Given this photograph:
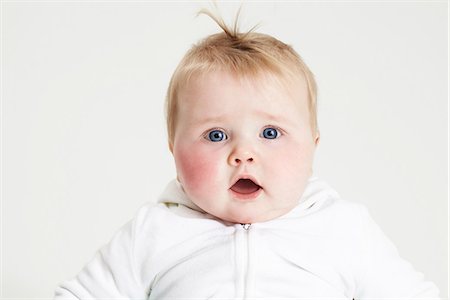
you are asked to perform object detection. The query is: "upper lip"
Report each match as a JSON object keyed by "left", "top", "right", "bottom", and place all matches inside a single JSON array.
[{"left": 229, "top": 174, "right": 263, "bottom": 189}]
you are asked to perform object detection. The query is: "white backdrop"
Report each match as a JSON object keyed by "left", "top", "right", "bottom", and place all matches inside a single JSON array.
[{"left": 2, "top": 1, "right": 448, "bottom": 298}]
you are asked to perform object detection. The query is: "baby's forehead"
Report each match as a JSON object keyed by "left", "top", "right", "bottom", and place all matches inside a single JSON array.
[
  {"left": 181, "top": 70, "right": 308, "bottom": 100},
  {"left": 176, "top": 70, "right": 310, "bottom": 120}
]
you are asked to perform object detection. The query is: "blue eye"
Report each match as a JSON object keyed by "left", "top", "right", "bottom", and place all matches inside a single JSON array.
[
  {"left": 262, "top": 127, "right": 280, "bottom": 139},
  {"left": 207, "top": 129, "right": 227, "bottom": 142}
]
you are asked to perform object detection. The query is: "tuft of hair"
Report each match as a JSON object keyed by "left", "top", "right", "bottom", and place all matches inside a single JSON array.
[
  {"left": 165, "top": 7, "right": 318, "bottom": 148},
  {"left": 196, "top": 5, "right": 260, "bottom": 43}
]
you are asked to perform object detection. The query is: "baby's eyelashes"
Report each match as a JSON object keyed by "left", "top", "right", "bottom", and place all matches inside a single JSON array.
[
  {"left": 260, "top": 127, "right": 282, "bottom": 139},
  {"left": 203, "top": 126, "right": 284, "bottom": 142},
  {"left": 204, "top": 128, "right": 228, "bottom": 142}
]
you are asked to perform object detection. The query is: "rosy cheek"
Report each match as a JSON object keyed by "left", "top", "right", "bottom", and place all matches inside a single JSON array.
[
  {"left": 273, "top": 140, "right": 315, "bottom": 177},
  {"left": 174, "top": 145, "right": 219, "bottom": 196}
]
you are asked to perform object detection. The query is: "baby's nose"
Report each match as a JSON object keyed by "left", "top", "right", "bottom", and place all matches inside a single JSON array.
[{"left": 229, "top": 150, "right": 255, "bottom": 166}]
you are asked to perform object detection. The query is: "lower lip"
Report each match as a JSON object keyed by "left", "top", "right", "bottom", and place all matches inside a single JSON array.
[{"left": 229, "top": 188, "right": 262, "bottom": 200}]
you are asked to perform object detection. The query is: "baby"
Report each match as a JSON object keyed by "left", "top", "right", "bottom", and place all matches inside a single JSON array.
[{"left": 55, "top": 11, "right": 440, "bottom": 300}]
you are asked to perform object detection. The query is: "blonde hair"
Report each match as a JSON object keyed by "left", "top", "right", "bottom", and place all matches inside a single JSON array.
[{"left": 165, "top": 9, "right": 318, "bottom": 148}]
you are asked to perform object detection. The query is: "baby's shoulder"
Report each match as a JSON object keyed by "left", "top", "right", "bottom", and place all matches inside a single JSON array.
[
  {"left": 318, "top": 197, "right": 376, "bottom": 241},
  {"left": 327, "top": 197, "right": 368, "bottom": 218},
  {"left": 132, "top": 201, "right": 194, "bottom": 227}
]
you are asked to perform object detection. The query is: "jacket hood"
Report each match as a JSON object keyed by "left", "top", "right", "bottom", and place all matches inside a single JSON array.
[{"left": 157, "top": 176, "right": 341, "bottom": 220}]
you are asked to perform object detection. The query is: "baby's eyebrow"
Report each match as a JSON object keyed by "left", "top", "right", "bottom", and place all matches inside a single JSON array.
[
  {"left": 190, "top": 115, "right": 228, "bottom": 126},
  {"left": 191, "top": 111, "right": 290, "bottom": 126},
  {"left": 192, "top": 111, "right": 284, "bottom": 124}
]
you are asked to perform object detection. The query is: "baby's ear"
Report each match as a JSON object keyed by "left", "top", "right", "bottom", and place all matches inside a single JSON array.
[
  {"left": 314, "top": 132, "right": 320, "bottom": 146},
  {"left": 168, "top": 141, "right": 174, "bottom": 153}
]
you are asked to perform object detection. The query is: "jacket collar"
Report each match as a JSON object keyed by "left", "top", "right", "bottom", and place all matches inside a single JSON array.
[{"left": 157, "top": 176, "right": 340, "bottom": 220}]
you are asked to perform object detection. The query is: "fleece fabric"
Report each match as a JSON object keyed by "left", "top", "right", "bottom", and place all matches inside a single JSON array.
[{"left": 54, "top": 177, "right": 440, "bottom": 299}]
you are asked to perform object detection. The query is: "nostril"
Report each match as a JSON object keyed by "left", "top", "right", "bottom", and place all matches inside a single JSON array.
[
  {"left": 232, "top": 156, "right": 254, "bottom": 164},
  {"left": 234, "top": 158, "right": 253, "bottom": 164}
]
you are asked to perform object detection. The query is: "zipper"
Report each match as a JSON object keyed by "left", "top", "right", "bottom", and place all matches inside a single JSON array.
[
  {"left": 241, "top": 223, "right": 251, "bottom": 230},
  {"left": 236, "top": 223, "right": 252, "bottom": 299}
]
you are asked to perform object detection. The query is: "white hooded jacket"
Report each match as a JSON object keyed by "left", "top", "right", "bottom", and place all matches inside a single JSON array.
[{"left": 54, "top": 177, "right": 440, "bottom": 299}]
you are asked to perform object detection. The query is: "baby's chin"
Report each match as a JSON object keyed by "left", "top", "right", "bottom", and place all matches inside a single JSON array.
[
  {"left": 215, "top": 205, "right": 296, "bottom": 224},
  {"left": 188, "top": 191, "right": 301, "bottom": 224}
]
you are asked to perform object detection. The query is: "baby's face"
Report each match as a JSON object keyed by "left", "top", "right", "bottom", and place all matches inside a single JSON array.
[{"left": 171, "top": 71, "right": 318, "bottom": 223}]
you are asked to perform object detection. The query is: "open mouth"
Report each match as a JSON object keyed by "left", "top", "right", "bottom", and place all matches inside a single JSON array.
[{"left": 230, "top": 178, "right": 262, "bottom": 195}]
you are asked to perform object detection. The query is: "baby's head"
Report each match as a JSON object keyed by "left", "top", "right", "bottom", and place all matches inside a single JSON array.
[{"left": 165, "top": 12, "right": 320, "bottom": 224}]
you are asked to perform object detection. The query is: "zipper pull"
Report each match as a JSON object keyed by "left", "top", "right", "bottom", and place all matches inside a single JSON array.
[{"left": 241, "top": 223, "right": 251, "bottom": 230}]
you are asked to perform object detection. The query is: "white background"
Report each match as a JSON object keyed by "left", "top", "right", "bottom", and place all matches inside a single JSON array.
[{"left": 1, "top": 1, "right": 448, "bottom": 298}]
